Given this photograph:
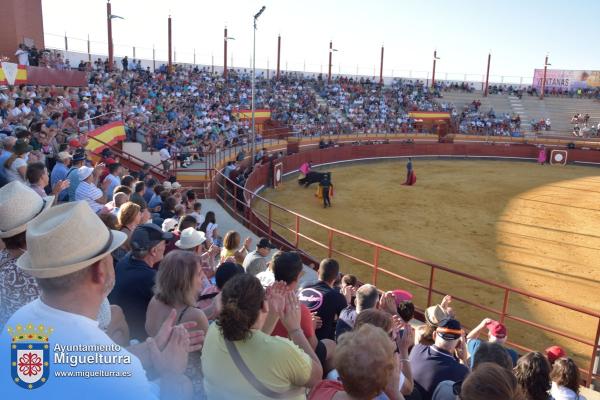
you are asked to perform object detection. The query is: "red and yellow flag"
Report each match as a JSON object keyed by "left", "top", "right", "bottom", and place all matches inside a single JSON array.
[
  {"left": 85, "top": 121, "right": 126, "bottom": 154},
  {"left": 408, "top": 111, "right": 450, "bottom": 120},
  {"left": 232, "top": 108, "right": 271, "bottom": 120},
  {"left": 0, "top": 63, "right": 27, "bottom": 85}
]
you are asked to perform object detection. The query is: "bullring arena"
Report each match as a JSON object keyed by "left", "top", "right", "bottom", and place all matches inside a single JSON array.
[
  {"left": 233, "top": 139, "right": 600, "bottom": 382},
  {"left": 3, "top": 1, "right": 600, "bottom": 397}
]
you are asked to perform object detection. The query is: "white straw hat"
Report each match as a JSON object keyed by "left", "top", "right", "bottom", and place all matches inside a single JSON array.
[
  {"left": 0, "top": 181, "right": 54, "bottom": 238},
  {"left": 162, "top": 181, "right": 172, "bottom": 190},
  {"left": 17, "top": 201, "right": 127, "bottom": 278},
  {"left": 175, "top": 227, "right": 206, "bottom": 250},
  {"left": 171, "top": 182, "right": 181, "bottom": 190}
]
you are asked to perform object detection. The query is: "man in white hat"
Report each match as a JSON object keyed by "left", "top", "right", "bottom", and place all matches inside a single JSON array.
[
  {"left": 1, "top": 202, "right": 198, "bottom": 399},
  {"left": 175, "top": 227, "right": 220, "bottom": 272},
  {"left": 75, "top": 165, "right": 110, "bottom": 213},
  {"left": 0, "top": 181, "right": 53, "bottom": 326},
  {"left": 50, "top": 151, "right": 72, "bottom": 201}
]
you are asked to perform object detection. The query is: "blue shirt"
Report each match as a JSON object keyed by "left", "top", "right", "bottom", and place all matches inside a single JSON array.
[
  {"left": 103, "top": 174, "right": 121, "bottom": 201},
  {"left": 407, "top": 160, "right": 413, "bottom": 172},
  {"left": 50, "top": 161, "right": 69, "bottom": 201},
  {"left": 108, "top": 254, "right": 156, "bottom": 341},
  {"left": 148, "top": 194, "right": 162, "bottom": 210},
  {"left": 66, "top": 167, "right": 80, "bottom": 202}
]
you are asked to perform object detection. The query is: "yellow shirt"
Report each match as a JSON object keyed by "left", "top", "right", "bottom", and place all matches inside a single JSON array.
[
  {"left": 220, "top": 247, "right": 236, "bottom": 261},
  {"left": 202, "top": 323, "right": 311, "bottom": 400}
]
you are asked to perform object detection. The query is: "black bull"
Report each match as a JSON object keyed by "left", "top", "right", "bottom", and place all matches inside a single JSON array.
[{"left": 298, "top": 171, "right": 329, "bottom": 187}]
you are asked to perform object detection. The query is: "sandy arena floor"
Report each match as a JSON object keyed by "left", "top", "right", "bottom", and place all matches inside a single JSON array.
[{"left": 254, "top": 159, "right": 600, "bottom": 366}]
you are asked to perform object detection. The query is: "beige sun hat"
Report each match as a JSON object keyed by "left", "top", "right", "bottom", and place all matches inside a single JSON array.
[
  {"left": 17, "top": 201, "right": 127, "bottom": 278},
  {"left": 0, "top": 181, "right": 55, "bottom": 238},
  {"left": 175, "top": 227, "right": 206, "bottom": 249}
]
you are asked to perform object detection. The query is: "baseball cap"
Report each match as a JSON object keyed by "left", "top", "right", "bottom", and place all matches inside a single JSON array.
[
  {"left": 130, "top": 223, "right": 173, "bottom": 251},
  {"left": 257, "top": 238, "right": 276, "bottom": 249},
  {"left": 391, "top": 289, "right": 413, "bottom": 304},
  {"left": 77, "top": 166, "right": 94, "bottom": 181},
  {"left": 69, "top": 139, "right": 81, "bottom": 148},
  {"left": 436, "top": 319, "right": 463, "bottom": 340},
  {"left": 545, "top": 346, "right": 566, "bottom": 363},
  {"left": 486, "top": 320, "right": 507, "bottom": 339}
]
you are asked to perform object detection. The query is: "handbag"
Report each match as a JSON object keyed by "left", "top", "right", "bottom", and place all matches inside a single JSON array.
[{"left": 224, "top": 338, "right": 305, "bottom": 399}]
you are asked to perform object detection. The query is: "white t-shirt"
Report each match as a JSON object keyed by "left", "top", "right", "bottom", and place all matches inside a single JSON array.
[
  {"left": 75, "top": 181, "right": 104, "bottom": 213},
  {"left": 6, "top": 157, "right": 27, "bottom": 183},
  {"left": 205, "top": 222, "right": 217, "bottom": 241},
  {"left": 190, "top": 211, "right": 205, "bottom": 227},
  {"left": 15, "top": 49, "right": 29, "bottom": 65},
  {"left": 0, "top": 298, "right": 157, "bottom": 398},
  {"left": 159, "top": 148, "right": 170, "bottom": 162}
]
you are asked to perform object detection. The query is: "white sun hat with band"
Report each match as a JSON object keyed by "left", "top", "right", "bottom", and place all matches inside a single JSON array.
[
  {"left": 17, "top": 201, "right": 127, "bottom": 278},
  {"left": 0, "top": 181, "right": 54, "bottom": 238}
]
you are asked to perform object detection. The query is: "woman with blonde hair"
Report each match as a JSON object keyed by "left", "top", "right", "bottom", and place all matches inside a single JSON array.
[
  {"left": 146, "top": 250, "right": 209, "bottom": 398},
  {"left": 219, "top": 230, "right": 251, "bottom": 264},
  {"left": 112, "top": 201, "right": 141, "bottom": 262}
]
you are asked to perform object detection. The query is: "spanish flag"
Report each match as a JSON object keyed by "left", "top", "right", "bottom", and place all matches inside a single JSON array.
[
  {"left": 0, "top": 63, "right": 27, "bottom": 85},
  {"left": 408, "top": 111, "right": 450, "bottom": 120},
  {"left": 85, "top": 121, "right": 126, "bottom": 154},
  {"left": 232, "top": 108, "right": 271, "bottom": 120}
]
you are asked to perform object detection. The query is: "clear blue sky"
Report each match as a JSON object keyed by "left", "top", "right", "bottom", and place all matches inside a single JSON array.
[{"left": 41, "top": 0, "right": 600, "bottom": 81}]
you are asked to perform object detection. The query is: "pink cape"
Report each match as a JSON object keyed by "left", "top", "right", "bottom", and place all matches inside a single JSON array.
[
  {"left": 538, "top": 149, "right": 546, "bottom": 163},
  {"left": 299, "top": 162, "right": 311, "bottom": 175}
]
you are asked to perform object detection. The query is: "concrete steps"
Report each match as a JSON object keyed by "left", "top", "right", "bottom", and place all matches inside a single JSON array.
[{"left": 204, "top": 198, "right": 318, "bottom": 285}]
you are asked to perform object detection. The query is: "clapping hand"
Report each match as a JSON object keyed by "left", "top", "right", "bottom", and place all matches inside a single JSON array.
[
  {"left": 154, "top": 309, "right": 204, "bottom": 353},
  {"left": 379, "top": 291, "right": 398, "bottom": 315},
  {"left": 395, "top": 324, "right": 415, "bottom": 356},
  {"left": 281, "top": 291, "right": 302, "bottom": 332},
  {"left": 147, "top": 325, "right": 189, "bottom": 376},
  {"left": 51, "top": 179, "right": 70, "bottom": 195},
  {"left": 265, "top": 281, "right": 287, "bottom": 318},
  {"left": 311, "top": 312, "right": 322, "bottom": 331},
  {"left": 440, "top": 295, "right": 452, "bottom": 310},
  {"left": 341, "top": 285, "right": 356, "bottom": 305}
]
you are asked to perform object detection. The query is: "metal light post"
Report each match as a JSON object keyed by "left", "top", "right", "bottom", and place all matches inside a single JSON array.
[
  {"left": 276, "top": 35, "right": 281, "bottom": 80},
  {"left": 328, "top": 41, "right": 338, "bottom": 84},
  {"left": 484, "top": 52, "right": 491, "bottom": 97},
  {"left": 223, "top": 29, "right": 235, "bottom": 78},
  {"left": 431, "top": 50, "right": 440, "bottom": 88},
  {"left": 540, "top": 55, "right": 550, "bottom": 100},
  {"left": 379, "top": 44, "right": 384, "bottom": 85},
  {"left": 251, "top": 6, "right": 266, "bottom": 165}
]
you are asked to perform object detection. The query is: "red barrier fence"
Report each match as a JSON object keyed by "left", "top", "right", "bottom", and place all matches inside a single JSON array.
[
  {"left": 213, "top": 142, "right": 600, "bottom": 387},
  {"left": 25, "top": 65, "right": 87, "bottom": 86}
]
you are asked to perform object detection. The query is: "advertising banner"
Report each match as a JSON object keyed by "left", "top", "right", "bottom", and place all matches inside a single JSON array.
[{"left": 532, "top": 69, "right": 600, "bottom": 91}]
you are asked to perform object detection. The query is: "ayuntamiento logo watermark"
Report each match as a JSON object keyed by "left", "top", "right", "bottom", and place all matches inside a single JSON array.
[{"left": 8, "top": 322, "right": 133, "bottom": 390}]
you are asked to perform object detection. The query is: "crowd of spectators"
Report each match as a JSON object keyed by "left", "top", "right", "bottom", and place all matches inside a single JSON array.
[
  {"left": 0, "top": 50, "right": 595, "bottom": 399},
  {"left": 0, "top": 177, "right": 589, "bottom": 398}
]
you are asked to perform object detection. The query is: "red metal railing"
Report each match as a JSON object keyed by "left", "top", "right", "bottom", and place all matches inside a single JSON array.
[{"left": 211, "top": 155, "right": 600, "bottom": 387}]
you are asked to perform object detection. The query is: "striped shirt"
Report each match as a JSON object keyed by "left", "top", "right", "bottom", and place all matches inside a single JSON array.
[{"left": 75, "top": 181, "right": 104, "bottom": 213}]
